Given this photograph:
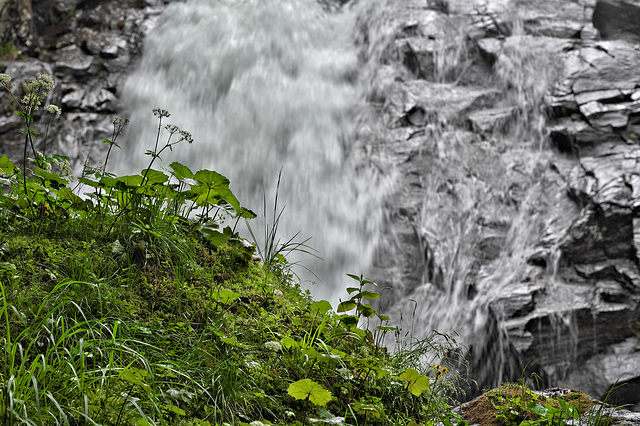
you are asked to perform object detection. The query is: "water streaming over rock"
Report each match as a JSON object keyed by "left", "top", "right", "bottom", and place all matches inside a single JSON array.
[
  {"left": 115, "top": 0, "right": 392, "bottom": 304},
  {"left": 354, "top": 0, "right": 594, "bottom": 393}
]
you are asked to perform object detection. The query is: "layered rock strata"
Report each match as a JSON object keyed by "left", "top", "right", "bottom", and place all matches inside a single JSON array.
[
  {"left": 0, "top": 0, "right": 170, "bottom": 171},
  {"left": 359, "top": 0, "right": 640, "bottom": 407}
]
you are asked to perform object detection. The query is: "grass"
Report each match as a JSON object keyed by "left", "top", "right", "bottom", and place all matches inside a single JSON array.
[
  {"left": 0, "top": 70, "right": 631, "bottom": 426},
  {"left": 0, "top": 71, "right": 468, "bottom": 425},
  {"left": 0, "top": 185, "right": 469, "bottom": 425},
  {"left": 459, "top": 379, "right": 621, "bottom": 426}
]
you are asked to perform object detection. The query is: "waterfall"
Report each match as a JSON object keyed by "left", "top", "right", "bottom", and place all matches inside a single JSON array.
[
  {"left": 114, "top": 0, "right": 607, "bottom": 395},
  {"left": 351, "top": 0, "right": 585, "bottom": 392},
  {"left": 115, "top": 0, "right": 391, "bottom": 305}
]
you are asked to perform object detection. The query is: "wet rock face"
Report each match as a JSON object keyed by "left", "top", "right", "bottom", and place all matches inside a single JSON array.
[
  {"left": 361, "top": 0, "right": 640, "bottom": 405},
  {"left": 0, "top": 0, "right": 170, "bottom": 171}
]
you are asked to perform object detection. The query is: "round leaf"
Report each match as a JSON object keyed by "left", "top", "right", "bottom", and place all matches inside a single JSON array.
[
  {"left": 398, "top": 368, "right": 430, "bottom": 396},
  {"left": 288, "top": 379, "right": 332, "bottom": 406},
  {"left": 310, "top": 300, "right": 332, "bottom": 315}
]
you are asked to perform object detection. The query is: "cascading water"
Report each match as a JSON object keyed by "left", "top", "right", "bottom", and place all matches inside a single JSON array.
[
  {"left": 352, "top": 0, "right": 592, "bottom": 393},
  {"left": 113, "top": 0, "right": 633, "bottom": 399},
  {"left": 115, "top": 0, "right": 391, "bottom": 304}
]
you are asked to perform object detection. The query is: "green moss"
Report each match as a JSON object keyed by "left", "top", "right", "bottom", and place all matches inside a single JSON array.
[{"left": 0, "top": 40, "right": 19, "bottom": 60}]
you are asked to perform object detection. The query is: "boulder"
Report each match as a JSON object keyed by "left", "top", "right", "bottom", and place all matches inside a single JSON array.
[
  {"left": 359, "top": 0, "right": 640, "bottom": 407},
  {"left": 513, "top": 0, "right": 595, "bottom": 38},
  {"left": 593, "top": 0, "right": 640, "bottom": 42}
]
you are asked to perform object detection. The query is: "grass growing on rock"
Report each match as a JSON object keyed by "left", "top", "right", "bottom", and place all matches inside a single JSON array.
[{"left": 459, "top": 381, "right": 617, "bottom": 426}]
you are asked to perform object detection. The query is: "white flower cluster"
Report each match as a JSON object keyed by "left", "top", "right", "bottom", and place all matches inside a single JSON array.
[
  {"left": 264, "top": 341, "right": 282, "bottom": 352},
  {"left": 35, "top": 152, "right": 74, "bottom": 180},
  {"left": 21, "top": 73, "right": 55, "bottom": 110},
  {"left": 44, "top": 104, "right": 61, "bottom": 116}
]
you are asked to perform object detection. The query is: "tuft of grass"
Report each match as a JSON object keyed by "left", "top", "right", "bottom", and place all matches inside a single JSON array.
[{"left": 459, "top": 380, "right": 619, "bottom": 426}]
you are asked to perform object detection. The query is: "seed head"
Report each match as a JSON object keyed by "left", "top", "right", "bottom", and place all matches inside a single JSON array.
[
  {"left": 179, "top": 130, "right": 194, "bottom": 143},
  {"left": 152, "top": 108, "right": 171, "bottom": 118},
  {"left": 113, "top": 117, "right": 130, "bottom": 127},
  {"left": 165, "top": 124, "right": 180, "bottom": 134}
]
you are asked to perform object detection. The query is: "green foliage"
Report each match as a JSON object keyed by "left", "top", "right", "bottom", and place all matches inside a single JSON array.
[
  {"left": 0, "top": 72, "right": 469, "bottom": 425},
  {"left": 287, "top": 379, "right": 333, "bottom": 406},
  {"left": 397, "top": 368, "right": 430, "bottom": 396},
  {"left": 486, "top": 379, "right": 617, "bottom": 426},
  {"left": 0, "top": 41, "right": 19, "bottom": 61}
]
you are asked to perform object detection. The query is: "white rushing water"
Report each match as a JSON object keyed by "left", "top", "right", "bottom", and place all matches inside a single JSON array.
[
  {"left": 113, "top": 0, "right": 603, "bottom": 393},
  {"left": 115, "top": 0, "right": 387, "bottom": 304}
]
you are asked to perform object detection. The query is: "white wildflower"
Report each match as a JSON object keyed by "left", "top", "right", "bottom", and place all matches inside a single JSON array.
[
  {"left": 35, "top": 73, "right": 55, "bottom": 91},
  {"left": 264, "top": 341, "right": 282, "bottom": 352},
  {"left": 246, "top": 360, "right": 261, "bottom": 369},
  {"left": 0, "top": 73, "right": 11, "bottom": 85},
  {"left": 44, "top": 104, "right": 61, "bottom": 116}
]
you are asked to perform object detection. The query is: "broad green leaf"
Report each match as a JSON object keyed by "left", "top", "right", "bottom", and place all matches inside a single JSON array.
[
  {"left": 99, "top": 176, "right": 118, "bottom": 189},
  {"left": 206, "top": 231, "right": 230, "bottom": 245},
  {"left": 398, "top": 368, "right": 430, "bottom": 396},
  {"left": 357, "top": 304, "right": 376, "bottom": 318},
  {"left": 337, "top": 301, "right": 357, "bottom": 313},
  {"left": 78, "top": 177, "right": 101, "bottom": 188},
  {"left": 301, "top": 346, "right": 322, "bottom": 360},
  {"left": 288, "top": 379, "right": 332, "bottom": 406},
  {"left": 194, "top": 169, "right": 228, "bottom": 185},
  {"left": 165, "top": 405, "right": 186, "bottom": 416},
  {"left": 142, "top": 168, "right": 169, "bottom": 185},
  {"left": 238, "top": 207, "right": 257, "bottom": 219},
  {"left": 528, "top": 403, "right": 547, "bottom": 417},
  {"left": 210, "top": 289, "right": 239, "bottom": 304},
  {"left": 346, "top": 287, "right": 359, "bottom": 295},
  {"left": 359, "top": 291, "right": 380, "bottom": 300},
  {"left": 120, "top": 369, "right": 151, "bottom": 394},
  {"left": 352, "top": 401, "right": 384, "bottom": 419},
  {"left": 339, "top": 315, "right": 358, "bottom": 328},
  {"left": 207, "top": 326, "right": 224, "bottom": 337},
  {"left": 219, "top": 335, "right": 247, "bottom": 348},
  {"left": 191, "top": 169, "right": 242, "bottom": 213},
  {"left": 201, "top": 226, "right": 232, "bottom": 245},
  {"left": 310, "top": 300, "right": 332, "bottom": 315},
  {"left": 56, "top": 187, "right": 85, "bottom": 207},
  {"left": 33, "top": 167, "right": 68, "bottom": 188},
  {"left": 280, "top": 336, "right": 298, "bottom": 350},
  {"left": 117, "top": 175, "right": 144, "bottom": 187},
  {"left": 0, "top": 155, "right": 15, "bottom": 175},
  {"left": 170, "top": 162, "right": 194, "bottom": 180}
]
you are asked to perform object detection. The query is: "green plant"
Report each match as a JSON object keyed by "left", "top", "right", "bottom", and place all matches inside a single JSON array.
[
  {"left": 485, "top": 378, "right": 618, "bottom": 426},
  {"left": 337, "top": 274, "right": 389, "bottom": 341},
  {"left": 0, "top": 41, "right": 19, "bottom": 60},
  {"left": 0, "top": 70, "right": 470, "bottom": 425},
  {"left": 246, "top": 169, "right": 317, "bottom": 285}
]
